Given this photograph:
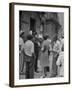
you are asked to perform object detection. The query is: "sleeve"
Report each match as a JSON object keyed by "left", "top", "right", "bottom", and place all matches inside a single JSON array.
[
  {"left": 49, "top": 40, "right": 52, "bottom": 51},
  {"left": 31, "top": 43, "right": 34, "bottom": 53},
  {"left": 41, "top": 42, "right": 44, "bottom": 51},
  {"left": 56, "top": 55, "right": 61, "bottom": 66},
  {"left": 53, "top": 41, "right": 61, "bottom": 53},
  {"left": 21, "top": 43, "right": 24, "bottom": 51},
  {"left": 19, "top": 38, "right": 24, "bottom": 53}
]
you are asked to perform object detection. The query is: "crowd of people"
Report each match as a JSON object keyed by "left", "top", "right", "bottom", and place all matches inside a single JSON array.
[{"left": 19, "top": 30, "right": 64, "bottom": 79}]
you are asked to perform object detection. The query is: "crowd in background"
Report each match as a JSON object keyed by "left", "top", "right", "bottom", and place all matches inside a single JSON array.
[{"left": 19, "top": 30, "right": 64, "bottom": 79}]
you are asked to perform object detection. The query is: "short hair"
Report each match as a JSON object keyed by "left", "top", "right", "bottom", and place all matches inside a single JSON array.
[
  {"left": 43, "top": 35, "right": 48, "bottom": 40},
  {"left": 27, "top": 34, "right": 33, "bottom": 40},
  {"left": 43, "top": 34, "right": 49, "bottom": 40}
]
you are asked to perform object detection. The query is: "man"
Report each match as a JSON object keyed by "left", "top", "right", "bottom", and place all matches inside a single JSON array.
[
  {"left": 24, "top": 34, "right": 35, "bottom": 79},
  {"left": 51, "top": 35, "right": 61, "bottom": 77},
  {"left": 33, "top": 32, "right": 40, "bottom": 72},
  {"left": 19, "top": 30, "right": 25, "bottom": 74}
]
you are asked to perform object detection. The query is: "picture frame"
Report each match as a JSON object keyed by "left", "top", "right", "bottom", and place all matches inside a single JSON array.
[{"left": 9, "top": 2, "right": 70, "bottom": 87}]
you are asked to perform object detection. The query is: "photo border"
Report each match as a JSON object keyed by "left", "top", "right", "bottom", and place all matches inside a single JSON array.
[{"left": 9, "top": 2, "right": 70, "bottom": 87}]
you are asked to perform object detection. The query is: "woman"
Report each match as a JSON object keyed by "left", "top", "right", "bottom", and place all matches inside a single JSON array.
[{"left": 40, "top": 35, "right": 51, "bottom": 78}]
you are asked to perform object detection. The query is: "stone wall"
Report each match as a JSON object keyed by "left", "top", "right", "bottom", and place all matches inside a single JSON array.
[
  {"left": 19, "top": 11, "right": 41, "bottom": 38},
  {"left": 19, "top": 11, "right": 64, "bottom": 40}
]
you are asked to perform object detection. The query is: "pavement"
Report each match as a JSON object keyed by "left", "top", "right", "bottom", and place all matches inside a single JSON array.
[
  {"left": 19, "top": 60, "right": 51, "bottom": 79},
  {"left": 19, "top": 69, "right": 50, "bottom": 79}
]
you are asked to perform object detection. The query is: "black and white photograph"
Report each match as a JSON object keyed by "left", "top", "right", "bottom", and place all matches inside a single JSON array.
[
  {"left": 19, "top": 11, "right": 64, "bottom": 79},
  {"left": 9, "top": 3, "right": 70, "bottom": 87}
]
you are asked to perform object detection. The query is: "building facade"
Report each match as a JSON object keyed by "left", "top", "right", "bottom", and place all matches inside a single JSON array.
[{"left": 19, "top": 11, "right": 64, "bottom": 40}]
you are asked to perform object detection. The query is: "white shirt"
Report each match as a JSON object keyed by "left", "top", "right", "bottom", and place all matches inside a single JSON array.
[
  {"left": 38, "top": 34, "right": 43, "bottom": 39},
  {"left": 53, "top": 40, "right": 61, "bottom": 53},
  {"left": 24, "top": 40, "right": 34, "bottom": 56}
]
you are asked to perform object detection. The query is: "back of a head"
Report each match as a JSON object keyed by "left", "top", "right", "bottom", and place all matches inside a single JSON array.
[
  {"left": 43, "top": 34, "right": 48, "bottom": 40},
  {"left": 27, "top": 34, "right": 33, "bottom": 40}
]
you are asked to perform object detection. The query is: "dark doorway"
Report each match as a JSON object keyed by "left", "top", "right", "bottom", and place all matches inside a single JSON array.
[{"left": 30, "top": 18, "right": 36, "bottom": 33}]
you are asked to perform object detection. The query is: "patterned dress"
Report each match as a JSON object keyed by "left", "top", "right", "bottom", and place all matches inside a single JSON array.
[{"left": 40, "top": 39, "right": 51, "bottom": 74}]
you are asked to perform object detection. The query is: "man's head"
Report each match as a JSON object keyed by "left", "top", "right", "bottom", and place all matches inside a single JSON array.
[{"left": 27, "top": 34, "right": 33, "bottom": 40}]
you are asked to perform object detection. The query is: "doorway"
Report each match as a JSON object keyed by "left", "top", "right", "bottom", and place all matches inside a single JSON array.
[{"left": 30, "top": 18, "right": 36, "bottom": 33}]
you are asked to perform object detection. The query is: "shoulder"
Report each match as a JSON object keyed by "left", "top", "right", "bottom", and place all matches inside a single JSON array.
[
  {"left": 56, "top": 40, "right": 60, "bottom": 45},
  {"left": 19, "top": 37, "right": 23, "bottom": 41},
  {"left": 19, "top": 37, "right": 24, "bottom": 44},
  {"left": 59, "top": 52, "right": 64, "bottom": 59},
  {"left": 47, "top": 39, "right": 51, "bottom": 43},
  {"left": 24, "top": 40, "right": 29, "bottom": 45},
  {"left": 61, "top": 38, "right": 64, "bottom": 44},
  {"left": 28, "top": 40, "right": 34, "bottom": 45},
  {"left": 42, "top": 40, "right": 46, "bottom": 45}
]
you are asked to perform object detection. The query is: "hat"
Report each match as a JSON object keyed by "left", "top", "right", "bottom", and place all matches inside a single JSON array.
[{"left": 19, "top": 30, "right": 24, "bottom": 36}]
